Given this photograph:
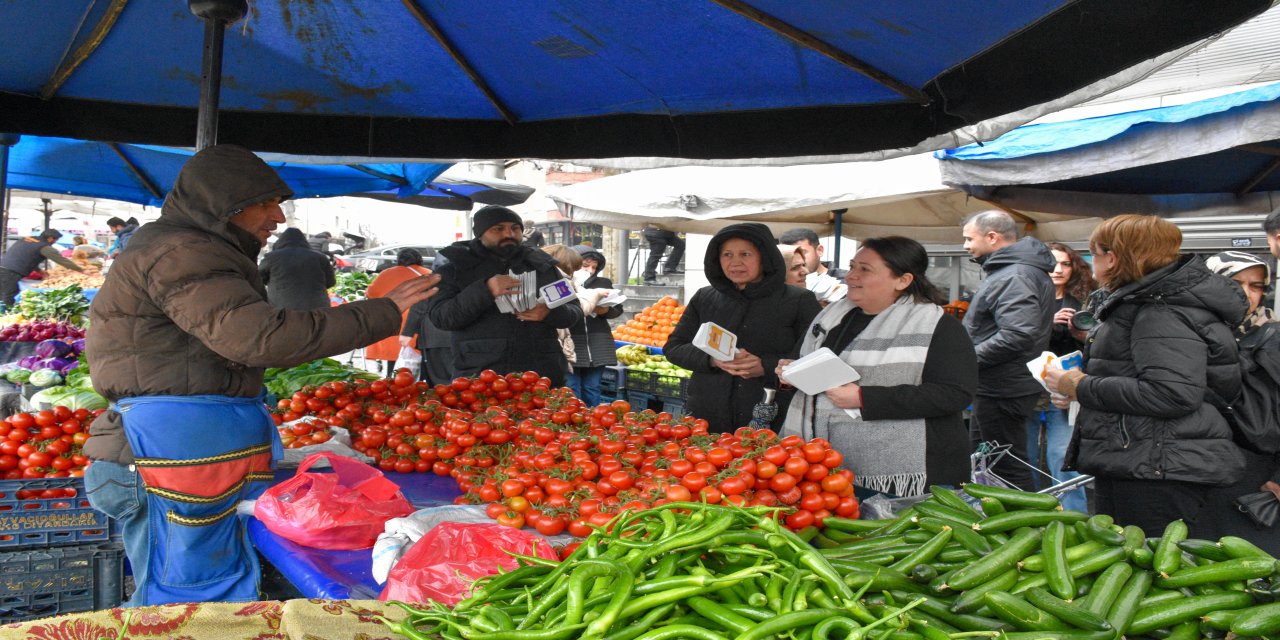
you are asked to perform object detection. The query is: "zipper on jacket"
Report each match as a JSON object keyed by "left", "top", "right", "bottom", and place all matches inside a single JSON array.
[{"left": 1119, "top": 415, "right": 1131, "bottom": 449}]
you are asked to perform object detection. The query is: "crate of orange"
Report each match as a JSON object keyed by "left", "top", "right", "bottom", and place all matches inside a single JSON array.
[{"left": 613, "top": 295, "right": 684, "bottom": 348}]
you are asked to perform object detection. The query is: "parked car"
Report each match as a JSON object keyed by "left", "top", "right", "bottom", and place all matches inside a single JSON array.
[{"left": 345, "top": 243, "right": 438, "bottom": 272}]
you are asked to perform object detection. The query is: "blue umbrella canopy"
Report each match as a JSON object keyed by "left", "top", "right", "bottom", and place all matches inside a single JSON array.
[
  {"left": 937, "top": 83, "right": 1280, "bottom": 217},
  {"left": 5, "top": 135, "right": 451, "bottom": 207},
  {"left": 0, "top": 1, "right": 1268, "bottom": 160}
]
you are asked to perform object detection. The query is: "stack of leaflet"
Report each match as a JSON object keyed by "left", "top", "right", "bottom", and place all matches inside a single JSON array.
[
  {"left": 780, "top": 347, "right": 860, "bottom": 395},
  {"left": 495, "top": 270, "right": 539, "bottom": 313},
  {"left": 597, "top": 290, "right": 627, "bottom": 308}
]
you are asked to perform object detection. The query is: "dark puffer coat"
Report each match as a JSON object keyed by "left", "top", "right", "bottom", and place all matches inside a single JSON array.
[
  {"left": 259, "top": 227, "right": 336, "bottom": 310},
  {"left": 1069, "top": 255, "right": 1248, "bottom": 486},
  {"left": 571, "top": 249, "right": 623, "bottom": 368},
  {"left": 426, "top": 240, "right": 583, "bottom": 386},
  {"left": 665, "top": 223, "right": 821, "bottom": 433}
]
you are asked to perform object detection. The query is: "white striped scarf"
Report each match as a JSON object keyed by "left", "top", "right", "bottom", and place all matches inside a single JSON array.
[{"left": 782, "top": 296, "right": 942, "bottom": 497}]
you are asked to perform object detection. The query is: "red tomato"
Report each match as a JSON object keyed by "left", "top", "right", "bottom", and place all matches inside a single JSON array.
[
  {"left": 534, "top": 516, "right": 566, "bottom": 536},
  {"left": 769, "top": 472, "right": 797, "bottom": 492},
  {"left": 785, "top": 509, "right": 815, "bottom": 530},
  {"left": 681, "top": 472, "right": 707, "bottom": 493},
  {"left": 495, "top": 511, "right": 525, "bottom": 528},
  {"left": 782, "top": 457, "right": 810, "bottom": 478}
]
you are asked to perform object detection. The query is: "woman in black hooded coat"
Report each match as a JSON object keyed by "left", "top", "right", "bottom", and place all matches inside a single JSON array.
[{"left": 665, "top": 223, "right": 821, "bottom": 433}]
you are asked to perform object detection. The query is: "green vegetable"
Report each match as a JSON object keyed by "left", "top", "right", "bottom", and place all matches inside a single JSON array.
[
  {"left": 17, "top": 285, "right": 90, "bottom": 323},
  {"left": 331, "top": 271, "right": 374, "bottom": 301},
  {"left": 263, "top": 358, "right": 380, "bottom": 399},
  {"left": 4, "top": 368, "right": 32, "bottom": 383},
  {"left": 29, "top": 385, "right": 108, "bottom": 410},
  {"left": 28, "top": 368, "right": 62, "bottom": 387}
]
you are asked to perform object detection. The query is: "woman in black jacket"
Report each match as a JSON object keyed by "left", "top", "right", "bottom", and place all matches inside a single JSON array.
[
  {"left": 665, "top": 223, "right": 821, "bottom": 433},
  {"left": 1047, "top": 215, "right": 1248, "bottom": 535},
  {"left": 567, "top": 248, "right": 624, "bottom": 406},
  {"left": 258, "top": 227, "right": 335, "bottom": 310}
]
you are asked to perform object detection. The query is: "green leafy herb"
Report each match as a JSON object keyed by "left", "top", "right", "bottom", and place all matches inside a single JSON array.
[
  {"left": 331, "top": 271, "right": 374, "bottom": 302},
  {"left": 17, "top": 285, "right": 91, "bottom": 324},
  {"left": 263, "top": 358, "right": 380, "bottom": 398}
]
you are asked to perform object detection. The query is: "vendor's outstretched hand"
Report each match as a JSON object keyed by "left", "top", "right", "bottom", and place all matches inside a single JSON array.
[{"left": 384, "top": 274, "right": 442, "bottom": 312}]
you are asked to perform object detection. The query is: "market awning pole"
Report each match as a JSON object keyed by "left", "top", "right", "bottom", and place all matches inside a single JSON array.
[
  {"left": 0, "top": 134, "right": 19, "bottom": 257},
  {"left": 831, "top": 208, "right": 846, "bottom": 267},
  {"left": 188, "top": 0, "right": 247, "bottom": 150}
]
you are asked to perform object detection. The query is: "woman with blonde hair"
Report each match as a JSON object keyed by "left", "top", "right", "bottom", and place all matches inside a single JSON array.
[
  {"left": 1046, "top": 214, "right": 1247, "bottom": 534},
  {"left": 776, "top": 244, "right": 809, "bottom": 287}
]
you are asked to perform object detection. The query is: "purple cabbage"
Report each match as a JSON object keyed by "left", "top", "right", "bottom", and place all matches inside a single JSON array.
[
  {"left": 71, "top": 339, "right": 86, "bottom": 355},
  {"left": 59, "top": 360, "right": 79, "bottom": 376},
  {"left": 17, "top": 355, "right": 41, "bottom": 369},
  {"left": 35, "top": 339, "right": 73, "bottom": 359},
  {"left": 33, "top": 357, "right": 73, "bottom": 372}
]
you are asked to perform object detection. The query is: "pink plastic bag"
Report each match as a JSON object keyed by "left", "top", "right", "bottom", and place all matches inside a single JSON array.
[
  {"left": 254, "top": 451, "right": 413, "bottom": 550},
  {"left": 380, "top": 522, "right": 561, "bottom": 605}
]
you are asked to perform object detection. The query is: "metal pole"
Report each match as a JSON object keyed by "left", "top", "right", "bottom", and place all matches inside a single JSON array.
[
  {"left": 188, "top": 0, "right": 247, "bottom": 150},
  {"left": 0, "top": 133, "right": 19, "bottom": 257},
  {"left": 831, "top": 208, "right": 847, "bottom": 268}
]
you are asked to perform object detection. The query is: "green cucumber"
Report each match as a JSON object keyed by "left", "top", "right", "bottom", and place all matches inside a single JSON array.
[
  {"left": 1012, "top": 546, "right": 1127, "bottom": 594},
  {"left": 887, "top": 591, "right": 1009, "bottom": 632},
  {"left": 842, "top": 570, "right": 927, "bottom": 594},
  {"left": 983, "top": 590, "right": 1071, "bottom": 631},
  {"left": 917, "top": 516, "right": 991, "bottom": 556},
  {"left": 1130, "top": 545, "right": 1154, "bottom": 569},
  {"left": 889, "top": 527, "right": 952, "bottom": 574},
  {"left": 962, "top": 483, "right": 1062, "bottom": 511},
  {"left": 928, "top": 485, "right": 982, "bottom": 518},
  {"left": 1229, "top": 601, "right": 1280, "bottom": 636},
  {"left": 909, "top": 563, "right": 938, "bottom": 584},
  {"left": 1078, "top": 562, "right": 1132, "bottom": 617},
  {"left": 1021, "top": 540, "right": 1104, "bottom": 572},
  {"left": 973, "top": 509, "right": 1088, "bottom": 534},
  {"left": 1164, "top": 620, "right": 1200, "bottom": 640},
  {"left": 912, "top": 499, "right": 980, "bottom": 527},
  {"left": 1083, "top": 514, "right": 1126, "bottom": 546},
  {"left": 1200, "top": 608, "right": 1240, "bottom": 631},
  {"left": 950, "top": 568, "right": 1020, "bottom": 614},
  {"left": 1042, "top": 521, "right": 1076, "bottom": 600},
  {"left": 1220, "top": 535, "right": 1277, "bottom": 560},
  {"left": 1152, "top": 520, "right": 1188, "bottom": 576},
  {"left": 946, "top": 527, "right": 1043, "bottom": 591},
  {"left": 903, "top": 529, "right": 933, "bottom": 544},
  {"left": 979, "top": 496, "right": 1006, "bottom": 516},
  {"left": 823, "top": 516, "right": 894, "bottom": 534},
  {"left": 1154, "top": 558, "right": 1277, "bottom": 589},
  {"left": 1023, "top": 587, "right": 1113, "bottom": 632},
  {"left": 1127, "top": 592, "right": 1254, "bottom": 635},
  {"left": 1121, "top": 524, "right": 1147, "bottom": 556},
  {"left": 1176, "top": 538, "right": 1230, "bottom": 562},
  {"left": 991, "top": 633, "right": 1114, "bottom": 640},
  {"left": 1105, "top": 569, "right": 1153, "bottom": 635},
  {"left": 1138, "top": 588, "right": 1188, "bottom": 609},
  {"left": 935, "top": 546, "right": 975, "bottom": 563}
]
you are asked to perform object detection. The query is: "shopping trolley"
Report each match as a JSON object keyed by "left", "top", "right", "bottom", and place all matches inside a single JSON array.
[{"left": 971, "top": 441, "right": 1093, "bottom": 498}]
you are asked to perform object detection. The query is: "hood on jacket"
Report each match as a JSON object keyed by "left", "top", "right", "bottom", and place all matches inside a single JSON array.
[
  {"left": 272, "top": 227, "right": 311, "bottom": 250},
  {"left": 160, "top": 144, "right": 293, "bottom": 258},
  {"left": 1099, "top": 254, "right": 1249, "bottom": 327},
  {"left": 976, "top": 236, "right": 1056, "bottom": 274},
  {"left": 704, "top": 223, "right": 784, "bottom": 297},
  {"left": 577, "top": 248, "right": 607, "bottom": 272}
]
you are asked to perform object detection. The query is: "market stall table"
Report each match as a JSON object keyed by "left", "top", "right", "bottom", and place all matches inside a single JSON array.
[{"left": 248, "top": 468, "right": 461, "bottom": 600}]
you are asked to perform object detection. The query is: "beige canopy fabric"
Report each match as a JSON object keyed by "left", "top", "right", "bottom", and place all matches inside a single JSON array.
[{"left": 549, "top": 154, "right": 1099, "bottom": 243}]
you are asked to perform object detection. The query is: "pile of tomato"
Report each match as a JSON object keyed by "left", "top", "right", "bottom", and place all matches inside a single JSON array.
[
  {"left": 273, "top": 368, "right": 860, "bottom": 535},
  {"left": 0, "top": 406, "right": 99, "bottom": 479}
]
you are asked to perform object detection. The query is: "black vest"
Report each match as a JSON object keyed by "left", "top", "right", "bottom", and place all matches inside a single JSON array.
[{"left": 1, "top": 240, "right": 50, "bottom": 277}]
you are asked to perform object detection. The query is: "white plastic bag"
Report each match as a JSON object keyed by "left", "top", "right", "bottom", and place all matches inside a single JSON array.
[{"left": 395, "top": 345, "right": 421, "bottom": 379}]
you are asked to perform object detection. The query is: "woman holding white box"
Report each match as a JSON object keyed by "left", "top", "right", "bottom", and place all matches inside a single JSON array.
[{"left": 779, "top": 236, "right": 977, "bottom": 498}]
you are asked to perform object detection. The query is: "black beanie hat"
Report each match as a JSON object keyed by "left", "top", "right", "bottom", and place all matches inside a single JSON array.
[{"left": 472, "top": 206, "right": 523, "bottom": 237}]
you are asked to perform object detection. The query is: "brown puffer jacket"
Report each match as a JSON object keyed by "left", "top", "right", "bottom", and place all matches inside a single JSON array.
[{"left": 84, "top": 145, "right": 402, "bottom": 464}]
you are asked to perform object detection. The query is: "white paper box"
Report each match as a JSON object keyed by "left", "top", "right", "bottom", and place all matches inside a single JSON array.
[
  {"left": 781, "top": 347, "right": 860, "bottom": 395},
  {"left": 693, "top": 322, "right": 737, "bottom": 361}
]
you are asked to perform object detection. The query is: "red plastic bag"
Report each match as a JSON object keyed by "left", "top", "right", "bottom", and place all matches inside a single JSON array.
[
  {"left": 380, "top": 522, "right": 560, "bottom": 605},
  {"left": 254, "top": 451, "right": 413, "bottom": 550}
]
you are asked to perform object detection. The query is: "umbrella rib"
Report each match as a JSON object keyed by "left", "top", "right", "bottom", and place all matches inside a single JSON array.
[
  {"left": 400, "top": 0, "right": 517, "bottom": 124},
  {"left": 1238, "top": 143, "right": 1280, "bottom": 157},
  {"left": 40, "top": 0, "right": 130, "bottom": 100},
  {"left": 347, "top": 165, "right": 410, "bottom": 187},
  {"left": 707, "top": 0, "right": 929, "bottom": 105},
  {"left": 1235, "top": 156, "right": 1280, "bottom": 198},
  {"left": 107, "top": 143, "right": 162, "bottom": 201}
]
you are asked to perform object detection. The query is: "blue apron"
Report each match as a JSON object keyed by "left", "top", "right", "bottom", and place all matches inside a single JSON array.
[{"left": 117, "top": 393, "right": 282, "bottom": 605}]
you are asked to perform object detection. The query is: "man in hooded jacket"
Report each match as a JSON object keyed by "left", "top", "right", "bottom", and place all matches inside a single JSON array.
[
  {"left": 961, "top": 211, "right": 1057, "bottom": 492},
  {"left": 258, "top": 227, "right": 336, "bottom": 310},
  {"left": 84, "top": 144, "right": 439, "bottom": 606},
  {"left": 665, "top": 223, "right": 821, "bottom": 433},
  {"left": 426, "top": 206, "right": 583, "bottom": 386}
]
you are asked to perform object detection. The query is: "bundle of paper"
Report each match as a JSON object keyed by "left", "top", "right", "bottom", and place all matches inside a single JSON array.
[
  {"left": 597, "top": 290, "right": 627, "bottom": 307},
  {"left": 781, "top": 347, "right": 860, "bottom": 395},
  {"left": 495, "top": 270, "right": 539, "bottom": 313},
  {"left": 693, "top": 322, "right": 738, "bottom": 361}
]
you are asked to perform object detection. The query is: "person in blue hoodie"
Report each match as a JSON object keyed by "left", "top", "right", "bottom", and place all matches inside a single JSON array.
[{"left": 961, "top": 211, "right": 1057, "bottom": 492}]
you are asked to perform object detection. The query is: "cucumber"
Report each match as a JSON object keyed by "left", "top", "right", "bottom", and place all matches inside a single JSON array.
[
  {"left": 823, "top": 516, "right": 894, "bottom": 534},
  {"left": 1012, "top": 547, "right": 1127, "bottom": 595},
  {"left": 817, "top": 526, "right": 862, "bottom": 544},
  {"left": 1220, "top": 535, "right": 1277, "bottom": 560},
  {"left": 811, "top": 533, "right": 841, "bottom": 549},
  {"left": 822, "top": 534, "right": 905, "bottom": 556},
  {"left": 991, "top": 633, "right": 1114, "bottom": 640},
  {"left": 887, "top": 591, "right": 1009, "bottom": 632},
  {"left": 868, "top": 508, "right": 917, "bottom": 537},
  {"left": 973, "top": 509, "right": 1088, "bottom": 534},
  {"left": 950, "top": 568, "right": 1020, "bottom": 614},
  {"left": 1078, "top": 562, "right": 1132, "bottom": 617},
  {"left": 983, "top": 590, "right": 1071, "bottom": 631},
  {"left": 979, "top": 496, "right": 1006, "bottom": 516},
  {"left": 1023, "top": 587, "right": 1113, "bottom": 632},
  {"left": 1106, "top": 569, "right": 1153, "bottom": 636},
  {"left": 1138, "top": 588, "right": 1186, "bottom": 609},
  {"left": 1176, "top": 538, "right": 1230, "bottom": 562},
  {"left": 1042, "top": 521, "right": 1076, "bottom": 600},
  {"left": 909, "top": 563, "right": 938, "bottom": 584},
  {"left": 962, "top": 483, "right": 1062, "bottom": 511},
  {"left": 1200, "top": 608, "right": 1240, "bottom": 631},
  {"left": 946, "top": 527, "right": 1043, "bottom": 591},
  {"left": 1152, "top": 520, "right": 1188, "bottom": 577},
  {"left": 912, "top": 499, "right": 981, "bottom": 527},
  {"left": 1126, "top": 592, "right": 1254, "bottom": 635},
  {"left": 914, "top": 516, "right": 991, "bottom": 556},
  {"left": 1121, "top": 524, "right": 1147, "bottom": 556},
  {"left": 929, "top": 485, "right": 982, "bottom": 518},
  {"left": 1083, "top": 514, "right": 1126, "bottom": 546},
  {"left": 842, "top": 570, "right": 927, "bottom": 594},
  {"left": 903, "top": 529, "right": 933, "bottom": 544},
  {"left": 935, "top": 546, "right": 975, "bottom": 563},
  {"left": 1154, "top": 558, "right": 1278, "bottom": 589},
  {"left": 1065, "top": 521, "right": 1086, "bottom": 547},
  {"left": 1164, "top": 620, "right": 1200, "bottom": 640},
  {"left": 1021, "top": 540, "right": 1104, "bottom": 572},
  {"left": 1230, "top": 601, "right": 1280, "bottom": 636},
  {"left": 1130, "top": 545, "right": 1154, "bottom": 569},
  {"left": 890, "top": 527, "right": 953, "bottom": 574}
]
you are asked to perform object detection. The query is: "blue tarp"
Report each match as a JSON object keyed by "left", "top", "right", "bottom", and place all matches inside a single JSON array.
[
  {"left": 6, "top": 136, "right": 451, "bottom": 208},
  {"left": 0, "top": 1, "right": 1268, "bottom": 159}
]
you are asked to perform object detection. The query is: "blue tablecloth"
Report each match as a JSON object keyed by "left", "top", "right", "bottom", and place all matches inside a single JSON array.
[{"left": 249, "top": 468, "right": 461, "bottom": 599}]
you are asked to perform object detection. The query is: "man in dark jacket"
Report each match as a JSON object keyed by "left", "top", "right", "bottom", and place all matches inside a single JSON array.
[
  {"left": 84, "top": 144, "right": 439, "bottom": 606},
  {"left": 259, "top": 227, "right": 336, "bottom": 310},
  {"left": 0, "top": 229, "right": 85, "bottom": 308},
  {"left": 426, "top": 206, "right": 583, "bottom": 386},
  {"left": 402, "top": 254, "right": 457, "bottom": 386},
  {"left": 569, "top": 248, "right": 625, "bottom": 405},
  {"left": 961, "top": 211, "right": 1056, "bottom": 491}
]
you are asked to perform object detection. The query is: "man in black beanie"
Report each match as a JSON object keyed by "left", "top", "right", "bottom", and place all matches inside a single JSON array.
[{"left": 425, "top": 206, "right": 583, "bottom": 386}]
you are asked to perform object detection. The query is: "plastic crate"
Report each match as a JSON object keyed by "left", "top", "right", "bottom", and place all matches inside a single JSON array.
[
  {"left": 656, "top": 395, "right": 687, "bottom": 418},
  {"left": 600, "top": 365, "right": 626, "bottom": 393},
  {"left": 624, "top": 369, "right": 687, "bottom": 398},
  {"left": 0, "top": 541, "right": 125, "bottom": 623},
  {"left": 0, "top": 477, "right": 114, "bottom": 549},
  {"left": 625, "top": 389, "right": 657, "bottom": 412}
]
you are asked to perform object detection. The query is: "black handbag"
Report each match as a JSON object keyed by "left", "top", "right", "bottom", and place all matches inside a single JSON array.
[{"left": 1235, "top": 491, "right": 1280, "bottom": 528}]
